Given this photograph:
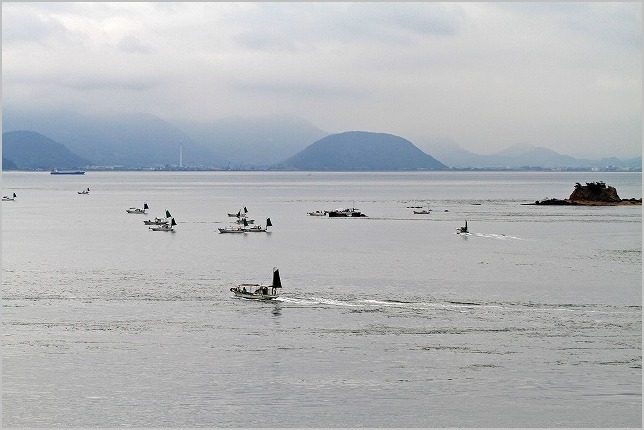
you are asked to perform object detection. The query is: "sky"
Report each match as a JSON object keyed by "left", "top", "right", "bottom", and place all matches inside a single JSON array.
[{"left": 2, "top": 2, "right": 642, "bottom": 159}]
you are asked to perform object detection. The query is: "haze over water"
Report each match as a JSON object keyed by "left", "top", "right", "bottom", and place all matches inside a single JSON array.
[{"left": 2, "top": 171, "right": 641, "bottom": 427}]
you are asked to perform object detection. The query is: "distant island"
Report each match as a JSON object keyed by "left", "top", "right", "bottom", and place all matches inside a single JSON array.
[
  {"left": 532, "top": 182, "right": 642, "bottom": 206},
  {"left": 273, "top": 131, "right": 447, "bottom": 171}
]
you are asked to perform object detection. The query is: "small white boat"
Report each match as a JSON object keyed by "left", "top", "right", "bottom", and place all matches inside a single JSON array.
[
  {"left": 228, "top": 207, "right": 249, "bottom": 217},
  {"left": 308, "top": 210, "right": 325, "bottom": 216},
  {"left": 144, "top": 210, "right": 172, "bottom": 225},
  {"left": 230, "top": 267, "right": 282, "bottom": 300},
  {"left": 456, "top": 220, "right": 469, "bottom": 234},
  {"left": 150, "top": 218, "right": 176, "bottom": 231},
  {"left": 247, "top": 218, "right": 272, "bottom": 232},
  {"left": 413, "top": 205, "right": 431, "bottom": 214},
  {"left": 78, "top": 188, "right": 90, "bottom": 194},
  {"left": 218, "top": 224, "right": 247, "bottom": 233},
  {"left": 127, "top": 203, "right": 149, "bottom": 214},
  {"left": 2, "top": 193, "right": 17, "bottom": 201}
]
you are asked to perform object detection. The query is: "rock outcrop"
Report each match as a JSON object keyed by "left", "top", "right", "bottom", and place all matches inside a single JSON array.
[
  {"left": 533, "top": 182, "right": 641, "bottom": 206},
  {"left": 569, "top": 182, "right": 620, "bottom": 202}
]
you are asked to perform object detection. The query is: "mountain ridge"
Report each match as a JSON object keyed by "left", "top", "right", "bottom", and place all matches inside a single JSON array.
[
  {"left": 2, "top": 108, "right": 640, "bottom": 171},
  {"left": 418, "top": 138, "right": 641, "bottom": 170},
  {"left": 2, "top": 130, "right": 92, "bottom": 170},
  {"left": 273, "top": 131, "right": 447, "bottom": 171}
]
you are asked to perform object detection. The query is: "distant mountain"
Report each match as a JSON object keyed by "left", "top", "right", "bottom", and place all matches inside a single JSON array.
[
  {"left": 273, "top": 131, "right": 447, "bottom": 171},
  {"left": 419, "top": 138, "right": 642, "bottom": 170},
  {"left": 2, "top": 110, "right": 223, "bottom": 168},
  {"left": 179, "top": 114, "right": 329, "bottom": 167},
  {"left": 3, "top": 109, "right": 326, "bottom": 168},
  {"left": 2, "top": 130, "right": 92, "bottom": 170},
  {"left": 2, "top": 157, "right": 18, "bottom": 170}
]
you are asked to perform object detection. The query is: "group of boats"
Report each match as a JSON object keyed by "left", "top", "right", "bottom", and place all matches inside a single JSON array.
[
  {"left": 126, "top": 202, "right": 177, "bottom": 232},
  {"left": 307, "top": 206, "right": 367, "bottom": 217},
  {"left": 218, "top": 206, "right": 272, "bottom": 233}
]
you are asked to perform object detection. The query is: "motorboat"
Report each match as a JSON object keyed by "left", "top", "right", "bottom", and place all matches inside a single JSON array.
[
  {"left": 78, "top": 188, "right": 90, "bottom": 194},
  {"left": 150, "top": 218, "right": 176, "bottom": 231},
  {"left": 144, "top": 210, "right": 172, "bottom": 225},
  {"left": 228, "top": 207, "right": 249, "bottom": 218},
  {"left": 456, "top": 220, "right": 469, "bottom": 234},
  {"left": 413, "top": 205, "right": 431, "bottom": 214},
  {"left": 327, "top": 207, "right": 366, "bottom": 217},
  {"left": 218, "top": 224, "right": 247, "bottom": 233},
  {"left": 230, "top": 267, "right": 282, "bottom": 300},
  {"left": 308, "top": 210, "right": 325, "bottom": 216},
  {"left": 2, "top": 193, "right": 17, "bottom": 201},
  {"left": 246, "top": 218, "right": 272, "bottom": 232},
  {"left": 126, "top": 203, "right": 149, "bottom": 214}
]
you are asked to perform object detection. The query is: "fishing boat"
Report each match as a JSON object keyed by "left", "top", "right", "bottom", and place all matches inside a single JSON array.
[
  {"left": 126, "top": 203, "right": 149, "bottom": 214},
  {"left": 150, "top": 218, "right": 176, "bottom": 231},
  {"left": 2, "top": 193, "right": 17, "bottom": 201},
  {"left": 78, "top": 188, "right": 90, "bottom": 194},
  {"left": 327, "top": 207, "right": 367, "bottom": 217},
  {"left": 230, "top": 267, "right": 282, "bottom": 300},
  {"left": 218, "top": 220, "right": 247, "bottom": 233},
  {"left": 456, "top": 220, "right": 469, "bottom": 234},
  {"left": 228, "top": 207, "right": 249, "bottom": 217},
  {"left": 144, "top": 210, "right": 172, "bottom": 225},
  {"left": 413, "top": 205, "right": 431, "bottom": 214},
  {"left": 51, "top": 169, "right": 85, "bottom": 175},
  {"left": 247, "top": 218, "right": 272, "bottom": 232}
]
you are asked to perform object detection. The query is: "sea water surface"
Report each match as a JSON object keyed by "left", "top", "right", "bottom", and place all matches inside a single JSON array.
[{"left": 2, "top": 171, "right": 641, "bottom": 427}]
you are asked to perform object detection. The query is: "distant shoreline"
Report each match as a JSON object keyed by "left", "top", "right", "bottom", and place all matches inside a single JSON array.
[{"left": 2, "top": 167, "right": 642, "bottom": 173}]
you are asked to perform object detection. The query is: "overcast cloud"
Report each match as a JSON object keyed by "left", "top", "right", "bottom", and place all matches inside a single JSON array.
[{"left": 2, "top": 2, "right": 641, "bottom": 158}]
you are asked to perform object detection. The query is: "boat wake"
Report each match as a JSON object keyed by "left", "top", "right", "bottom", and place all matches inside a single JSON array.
[
  {"left": 464, "top": 232, "right": 523, "bottom": 240},
  {"left": 275, "top": 295, "right": 631, "bottom": 315},
  {"left": 277, "top": 296, "right": 497, "bottom": 312}
]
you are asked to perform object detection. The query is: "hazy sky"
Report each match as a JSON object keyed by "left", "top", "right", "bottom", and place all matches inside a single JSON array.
[{"left": 2, "top": 2, "right": 642, "bottom": 158}]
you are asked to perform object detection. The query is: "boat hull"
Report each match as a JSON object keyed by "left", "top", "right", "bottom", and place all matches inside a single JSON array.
[
  {"left": 218, "top": 228, "right": 246, "bottom": 233},
  {"left": 51, "top": 170, "right": 85, "bottom": 175},
  {"left": 231, "top": 290, "right": 278, "bottom": 300}
]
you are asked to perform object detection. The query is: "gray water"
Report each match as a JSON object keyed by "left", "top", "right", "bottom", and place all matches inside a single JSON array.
[{"left": 2, "top": 171, "right": 641, "bottom": 427}]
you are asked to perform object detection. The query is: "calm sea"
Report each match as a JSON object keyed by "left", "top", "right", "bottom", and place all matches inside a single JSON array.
[{"left": 2, "top": 171, "right": 641, "bottom": 427}]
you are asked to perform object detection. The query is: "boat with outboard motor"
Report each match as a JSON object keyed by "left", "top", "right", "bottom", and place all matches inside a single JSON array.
[
  {"left": 327, "top": 207, "right": 366, "bottom": 217},
  {"left": 127, "top": 203, "right": 149, "bottom": 214},
  {"left": 230, "top": 267, "right": 282, "bottom": 300},
  {"left": 149, "top": 218, "right": 176, "bottom": 231},
  {"left": 413, "top": 204, "right": 431, "bottom": 214},
  {"left": 218, "top": 222, "right": 247, "bottom": 233},
  {"left": 247, "top": 218, "right": 272, "bottom": 232},
  {"left": 78, "top": 188, "right": 90, "bottom": 194},
  {"left": 2, "top": 193, "right": 17, "bottom": 201},
  {"left": 144, "top": 210, "right": 172, "bottom": 225},
  {"left": 456, "top": 220, "right": 469, "bottom": 234}
]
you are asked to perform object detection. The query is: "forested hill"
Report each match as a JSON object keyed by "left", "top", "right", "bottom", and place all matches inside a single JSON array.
[
  {"left": 273, "top": 131, "right": 447, "bottom": 171},
  {"left": 2, "top": 130, "right": 92, "bottom": 170}
]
